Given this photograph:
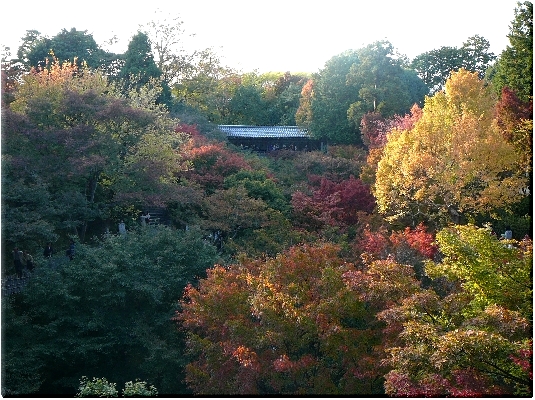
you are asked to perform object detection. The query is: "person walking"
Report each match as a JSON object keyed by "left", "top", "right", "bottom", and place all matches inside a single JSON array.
[
  {"left": 43, "top": 242, "right": 54, "bottom": 266},
  {"left": 140, "top": 212, "right": 151, "bottom": 226},
  {"left": 43, "top": 242, "right": 54, "bottom": 258},
  {"left": 23, "top": 250, "right": 34, "bottom": 272},
  {"left": 500, "top": 226, "right": 513, "bottom": 240},
  {"left": 66, "top": 240, "right": 75, "bottom": 261},
  {"left": 13, "top": 247, "right": 23, "bottom": 278},
  {"left": 118, "top": 220, "right": 126, "bottom": 235}
]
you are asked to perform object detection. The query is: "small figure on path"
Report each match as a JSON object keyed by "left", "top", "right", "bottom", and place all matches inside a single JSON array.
[
  {"left": 66, "top": 240, "right": 75, "bottom": 261},
  {"left": 501, "top": 226, "right": 513, "bottom": 240},
  {"left": 118, "top": 220, "right": 126, "bottom": 235},
  {"left": 43, "top": 242, "right": 54, "bottom": 258},
  {"left": 23, "top": 250, "right": 34, "bottom": 272},
  {"left": 140, "top": 212, "right": 151, "bottom": 226}
]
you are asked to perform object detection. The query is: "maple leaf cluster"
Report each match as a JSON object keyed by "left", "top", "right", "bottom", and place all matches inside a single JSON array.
[
  {"left": 178, "top": 243, "right": 386, "bottom": 395},
  {"left": 291, "top": 176, "right": 375, "bottom": 230},
  {"left": 182, "top": 142, "right": 251, "bottom": 193}
]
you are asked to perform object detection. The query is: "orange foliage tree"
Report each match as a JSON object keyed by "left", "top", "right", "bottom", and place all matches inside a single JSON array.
[
  {"left": 359, "top": 104, "right": 423, "bottom": 185},
  {"left": 177, "top": 243, "right": 386, "bottom": 395}
]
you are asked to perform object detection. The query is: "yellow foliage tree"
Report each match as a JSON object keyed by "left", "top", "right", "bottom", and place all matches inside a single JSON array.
[
  {"left": 10, "top": 57, "right": 108, "bottom": 120},
  {"left": 375, "top": 69, "right": 527, "bottom": 227}
]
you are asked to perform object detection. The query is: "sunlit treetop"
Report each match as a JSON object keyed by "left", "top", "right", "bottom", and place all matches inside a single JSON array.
[{"left": 374, "top": 69, "right": 527, "bottom": 227}]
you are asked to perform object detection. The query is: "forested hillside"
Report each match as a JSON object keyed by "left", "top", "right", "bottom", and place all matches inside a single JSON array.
[{"left": 1, "top": 1, "right": 532, "bottom": 396}]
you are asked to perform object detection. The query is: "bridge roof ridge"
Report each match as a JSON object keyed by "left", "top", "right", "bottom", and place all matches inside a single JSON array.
[{"left": 218, "top": 125, "right": 309, "bottom": 138}]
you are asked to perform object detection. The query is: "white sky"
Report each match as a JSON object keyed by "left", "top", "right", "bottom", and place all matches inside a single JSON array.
[{"left": 1, "top": 0, "right": 520, "bottom": 74}]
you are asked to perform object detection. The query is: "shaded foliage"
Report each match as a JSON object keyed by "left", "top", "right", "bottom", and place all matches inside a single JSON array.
[
  {"left": 3, "top": 58, "right": 188, "bottom": 246},
  {"left": 291, "top": 176, "right": 375, "bottom": 231},
  {"left": 2, "top": 227, "right": 217, "bottom": 396}
]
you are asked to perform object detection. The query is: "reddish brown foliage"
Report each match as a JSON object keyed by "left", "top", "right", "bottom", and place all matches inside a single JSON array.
[
  {"left": 177, "top": 243, "right": 386, "bottom": 395},
  {"left": 355, "top": 223, "right": 437, "bottom": 264},
  {"left": 360, "top": 104, "right": 423, "bottom": 149},
  {"left": 510, "top": 339, "right": 533, "bottom": 381},
  {"left": 495, "top": 87, "right": 533, "bottom": 142},
  {"left": 384, "top": 369, "right": 508, "bottom": 397},
  {"left": 175, "top": 122, "right": 201, "bottom": 136},
  {"left": 183, "top": 143, "right": 251, "bottom": 192},
  {"left": 291, "top": 176, "right": 375, "bottom": 230}
]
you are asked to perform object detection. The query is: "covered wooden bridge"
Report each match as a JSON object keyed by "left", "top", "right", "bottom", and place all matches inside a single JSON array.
[{"left": 218, "top": 125, "right": 322, "bottom": 152}]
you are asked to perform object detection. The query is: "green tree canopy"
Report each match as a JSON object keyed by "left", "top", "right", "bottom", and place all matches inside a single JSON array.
[
  {"left": 266, "top": 71, "right": 309, "bottom": 125},
  {"left": 2, "top": 226, "right": 217, "bottom": 395},
  {"left": 427, "top": 224, "right": 532, "bottom": 318},
  {"left": 411, "top": 35, "right": 496, "bottom": 94},
  {"left": 460, "top": 35, "right": 496, "bottom": 78},
  {"left": 346, "top": 41, "right": 428, "bottom": 129},
  {"left": 3, "top": 59, "right": 189, "bottom": 245},
  {"left": 228, "top": 83, "right": 268, "bottom": 125},
  {"left": 224, "top": 169, "right": 290, "bottom": 215},
  {"left": 305, "top": 41, "right": 426, "bottom": 145},
  {"left": 172, "top": 48, "right": 240, "bottom": 121},
  {"left": 17, "top": 28, "right": 113, "bottom": 71},
  {"left": 307, "top": 50, "right": 362, "bottom": 144}
]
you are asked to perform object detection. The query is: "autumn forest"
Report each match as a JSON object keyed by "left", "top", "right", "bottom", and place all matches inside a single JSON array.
[{"left": 0, "top": 1, "right": 532, "bottom": 396}]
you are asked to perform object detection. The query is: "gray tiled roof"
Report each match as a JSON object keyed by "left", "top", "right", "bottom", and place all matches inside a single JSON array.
[{"left": 218, "top": 125, "right": 310, "bottom": 138}]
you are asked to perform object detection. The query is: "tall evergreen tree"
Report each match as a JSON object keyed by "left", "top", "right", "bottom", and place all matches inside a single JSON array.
[
  {"left": 118, "top": 31, "right": 171, "bottom": 106},
  {"left": 491, "top": 1, "right": 533, "bottom": 102}
]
